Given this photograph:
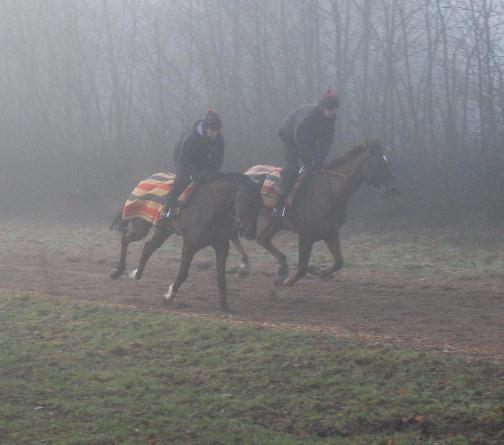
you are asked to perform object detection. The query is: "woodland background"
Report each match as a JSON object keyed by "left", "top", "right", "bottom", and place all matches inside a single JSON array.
[{"left": 1, "top": 0, "right": 503, "bottom": 223}]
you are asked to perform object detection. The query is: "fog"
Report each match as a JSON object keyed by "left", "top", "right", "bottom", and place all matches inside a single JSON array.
[
  {"left": 1, "top": 0, "right": 503, "bottom": 223},
  {"left": 1, "top": 4, "right": 504, "bottom": 442}
]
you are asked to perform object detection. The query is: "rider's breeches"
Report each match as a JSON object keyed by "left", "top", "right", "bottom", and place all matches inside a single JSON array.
[
  {"left": 278, "top": 142, "right": 300, "bottom": 196},
  {"left": 164, "top": 167, "right": 192, "bottom": 206}
]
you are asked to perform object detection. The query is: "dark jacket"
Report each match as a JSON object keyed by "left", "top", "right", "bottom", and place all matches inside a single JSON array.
[
  {"left": 174, "top": 119, "right": 225, "bottom": 174},
  {"left": 278, "top": 104, "right": 336, "bottom": 167}
]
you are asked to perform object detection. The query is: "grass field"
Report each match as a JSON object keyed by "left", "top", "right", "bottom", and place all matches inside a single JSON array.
[{"left": 1, "top": 292, "right": 503, "bottom": 445}]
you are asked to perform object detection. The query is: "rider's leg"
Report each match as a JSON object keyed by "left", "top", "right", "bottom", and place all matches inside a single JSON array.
[
  {"left": 273, "top": 142, "right": 299, "bottom": 216},
  {"left": 161, "top": 170, "right": 192, "bottom": 219}
]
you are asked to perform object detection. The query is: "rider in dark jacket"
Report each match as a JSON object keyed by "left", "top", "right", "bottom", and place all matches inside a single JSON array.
[
  {"left": 274, "top": 89, "right": 339, "bottom": 216},
  {"left": 160, "top": 109, "right": 224, "bottom": 219}
]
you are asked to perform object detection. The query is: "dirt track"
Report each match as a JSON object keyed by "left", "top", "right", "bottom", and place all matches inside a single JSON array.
[{"left": 1, "top": 221, "right": 503, "bottom": 359}]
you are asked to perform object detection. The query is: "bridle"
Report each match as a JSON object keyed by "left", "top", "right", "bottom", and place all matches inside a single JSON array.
[
  {"left": 318, "top": 152, "right": 371, "bottom": 209},
  {"left": 321, "top": 149, "right": 385, "bottom": 184}
]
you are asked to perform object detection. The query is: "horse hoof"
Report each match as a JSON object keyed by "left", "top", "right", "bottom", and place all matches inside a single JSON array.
[
  {"left": 282, "top": 276, "right": 296, "bottom": 287},
  {"left": 237, "top": 263, "right": 251, "bottom": 277},
  {"left": 129, "top": 269, "right": 140, "bottom": 280},
  {"left": 274, "top": 269, "right": 288, "bottom": 287},
  {"left": 110, "top": 269, "right": 123, "bottom": 280},
  {"left": 307, "top": 266, "right": 322, "bottom": 277},
  {"left": 164, "top": 284, "right": 176, "bottom": 304}
]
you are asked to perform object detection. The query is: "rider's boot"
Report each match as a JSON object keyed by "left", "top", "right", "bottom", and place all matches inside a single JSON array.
[
  {"left": 159, "top": 195, "right": 176, "bottom": 221},
  {"left": 272, "top": 193, "right": 288, "bottom": 219}
]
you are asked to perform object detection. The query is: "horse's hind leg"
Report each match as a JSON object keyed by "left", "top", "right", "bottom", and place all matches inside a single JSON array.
[
  {"left": 257, "top": 222, "right": 287, "bottom": 285},
  {"left": 164, "top": 243, "right": 196, "bottom": 304},
  {"left": 230, "top": 234, "right": 250, "bottom": 277},
  {"left": 111, "top": 220, "right": 150, "bottom": 280},
  {"left": 214, "top": 239, "right": 231, "bottom": 311},
  {"left": 132, "top": 226, "right": 175, "bottom": 280}
]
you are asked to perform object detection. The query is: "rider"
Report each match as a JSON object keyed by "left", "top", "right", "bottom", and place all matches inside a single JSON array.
[
  {"left": 273, "top": 89, "right": 339, "bottom": 217},
  {"left": 160, "top": 109, "right": 225, "bottom": 220}
]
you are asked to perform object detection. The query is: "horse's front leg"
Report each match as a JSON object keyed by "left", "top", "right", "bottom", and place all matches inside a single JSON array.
[
  {"left": 283, "top": 236, "right": 314, "bottom": 287},
  {"left": 257, "top": 222, "right": 287, "bottom": 285},
  {"left": 164, "top": 242, "right": 196, "bottom": 304},
  {"left": 132, "top": 226, "right": 174, "bottom": 280},
  {"left": 214, "top": 239, "right": 231, "bottom": 311},
  {"left": 308, "top": 232, "right": 343, "bottom": 278},
  {"left": 230, "top": 234, "right": 250, "bottom": 277},
  {"left": 110, "top": 230, "right": 129, "bottom": 280}
]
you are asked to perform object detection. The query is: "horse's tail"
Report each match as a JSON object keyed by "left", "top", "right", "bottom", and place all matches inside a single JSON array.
[{"left": 109, "top": 211, "right": 128, "bottom": 232}]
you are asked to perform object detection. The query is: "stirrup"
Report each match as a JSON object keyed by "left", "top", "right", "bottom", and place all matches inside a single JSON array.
[
  {"left": 160, "top": 207, "right": 175, "bottom": 220},
  {"left": 272, "top": 206, "right": 287, "bottom": 218}
]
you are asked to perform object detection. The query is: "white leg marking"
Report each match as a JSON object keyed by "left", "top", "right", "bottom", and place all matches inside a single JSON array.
[{"left": 164, "top": 284, "right": 176, "bottom": 303}]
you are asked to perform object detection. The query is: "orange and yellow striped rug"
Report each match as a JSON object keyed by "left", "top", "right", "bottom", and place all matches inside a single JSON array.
[
  {"left": 244, "top": 165, "right": 297, "bottom": 209},
  {"left": 122, "top": 173, "right": 193, "bottom": 223}
]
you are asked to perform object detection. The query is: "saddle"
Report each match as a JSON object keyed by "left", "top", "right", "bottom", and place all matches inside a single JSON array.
[{"left": 122, "top": 173, "right": 195, "bottom": 223}]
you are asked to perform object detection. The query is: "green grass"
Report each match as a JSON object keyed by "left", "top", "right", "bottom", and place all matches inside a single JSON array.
[
  {"left": 317, "top": 227, "right": 504, "bottom": 281},
  {"left": 1, "top": 293, "right": 503, "bottom": 444}
]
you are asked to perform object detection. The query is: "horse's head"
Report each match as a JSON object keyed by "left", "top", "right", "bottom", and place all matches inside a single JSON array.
[
  {"left": 233, "top": 175, "right": 264, "bottom": 240},
  {"left": 362, "top": 140, "right": 399, "bottom": 199}
]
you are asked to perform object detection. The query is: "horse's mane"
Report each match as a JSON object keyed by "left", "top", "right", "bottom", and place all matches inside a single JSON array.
[
  {"left": 325, "top": 140, "right": 383, "bottom": 169},
  {"left": 325, "top": 144, "right": 367, "bottom": 169}
]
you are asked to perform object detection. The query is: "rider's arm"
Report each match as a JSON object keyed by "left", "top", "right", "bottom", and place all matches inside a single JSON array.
[
  {"left": 316, "top": 118, "right": 336, "bottom": 165},
  {"left": 295, "top": 118, "right": 318, "bottom": 168},
  {"left": 177, "top": 133, "right": 198, "bottom": 170},
  {"left": 207, "top": 137, "right": 225, "bottom": 173}
]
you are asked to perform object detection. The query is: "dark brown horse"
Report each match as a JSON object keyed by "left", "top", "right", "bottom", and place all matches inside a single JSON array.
[
  {"left": 110, "top": 175, "right": 262, "bottom": 281},
  {"left": 236, "top": 140, "right": 399, "bottom": 287},
  {"left": 111, "top": 173, "right": 263, "bottom": 310}
]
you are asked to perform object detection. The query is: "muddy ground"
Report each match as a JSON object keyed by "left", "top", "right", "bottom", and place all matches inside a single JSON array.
[{"left": 0, "top": 219, "right": 503, "bottom": 359}]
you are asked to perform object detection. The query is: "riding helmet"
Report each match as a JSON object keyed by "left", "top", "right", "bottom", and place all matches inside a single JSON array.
[
  {"left": 320, "top": 88, "right": 339, "bottom": 110},
  {"left": 203, "top": 108, "right": 222, "bottom": 130}
]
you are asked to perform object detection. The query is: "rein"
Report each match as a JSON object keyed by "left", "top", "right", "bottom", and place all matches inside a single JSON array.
[
  {"left": 321, "top": 149, "right": 371, "bottom": 182},
  {"left": 319, "top": 156, "right": 369, "bottom": 210},
  {"left": 320, "top": 169, "right": 347, "bottom": 178}
]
